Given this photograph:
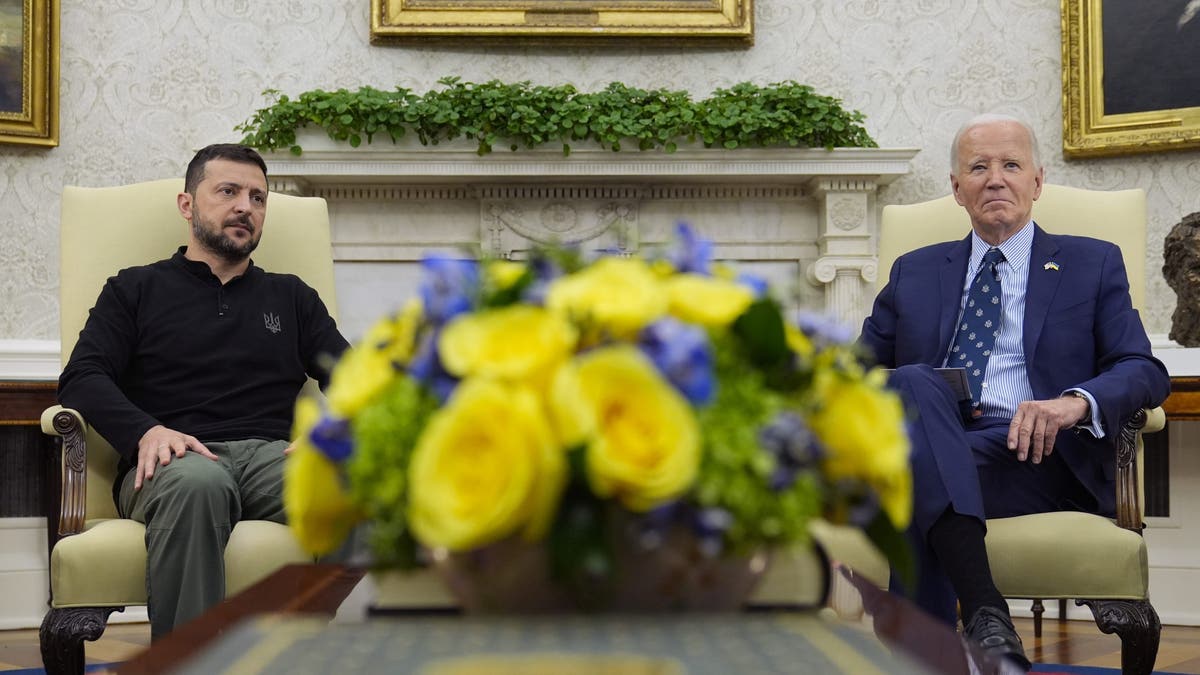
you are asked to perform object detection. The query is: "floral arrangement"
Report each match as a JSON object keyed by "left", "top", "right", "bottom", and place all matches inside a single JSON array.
[{"left": 284, "top": 225, "right": 913, "bottom": 596}]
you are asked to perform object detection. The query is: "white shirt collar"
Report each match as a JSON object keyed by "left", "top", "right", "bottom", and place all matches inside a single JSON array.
[{"left": 969, "top": 220, "right": 1034, "bottom": 273}]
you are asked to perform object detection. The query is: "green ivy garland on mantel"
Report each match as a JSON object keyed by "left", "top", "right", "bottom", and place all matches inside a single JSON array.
[{"left": 236, "top": 77, "right": 877, "bottom": 157}]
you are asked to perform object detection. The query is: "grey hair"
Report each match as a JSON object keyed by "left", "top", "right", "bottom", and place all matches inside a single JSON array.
[{"left": 950, "top": 113, "right": 1041, "bottom": 172}]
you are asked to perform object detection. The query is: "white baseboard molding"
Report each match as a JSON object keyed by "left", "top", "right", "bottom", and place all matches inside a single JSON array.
[
  {"left": 0, "top": 568, "right": 51, "bottom": 630},
  {"left": 0, "top": 339, "right": 60, "bottom": 380},
  {"left": 0, "top": 518, "right": 148, "bottom": 630},
  {"left": 0, "top": 518, "right": 49, "bottom": 630}
]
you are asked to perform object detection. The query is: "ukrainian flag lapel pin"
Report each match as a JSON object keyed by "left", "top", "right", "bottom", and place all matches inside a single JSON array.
[{"left": 1044, "top": 261, "right": 1060, "bottom": 271}]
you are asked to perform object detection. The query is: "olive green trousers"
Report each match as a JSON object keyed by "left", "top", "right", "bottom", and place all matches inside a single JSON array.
[{"left": 118, "top": 439, "right": 288, "bottom": 640}]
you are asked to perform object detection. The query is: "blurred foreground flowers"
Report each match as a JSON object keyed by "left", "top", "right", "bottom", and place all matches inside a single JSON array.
[{"left": 285, "top": 225, "right": 913, "bottom": 585}]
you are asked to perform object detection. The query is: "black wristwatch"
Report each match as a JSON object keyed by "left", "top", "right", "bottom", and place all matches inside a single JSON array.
[{"left": 1064, "top": 390, "right": 1092, "bottom": 426}]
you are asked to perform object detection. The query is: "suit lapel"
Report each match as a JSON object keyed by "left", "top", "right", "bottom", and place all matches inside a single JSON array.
[
  {"left": 939, "top": 235, "right": 972, "bottom": 364},
  {"left": 1023, "top": 224, "right": 1062, "bottom": 369}
]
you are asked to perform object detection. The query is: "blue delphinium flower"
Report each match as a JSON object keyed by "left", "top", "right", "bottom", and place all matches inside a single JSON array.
[
  {"left": 521, "top": 254, "right": 563, "bottom": 306},
  {"left": 309, "top": 414, "right": 354, "bottom": 463},
  {"left": 407, "top": 330, "right": 458, "bottom": 403},
  {"left": 668, "top": 222, "right": 713, "bottom": 275},
  {"left": 737, "top": 272, "right": 769, "bottom": 298},
  {"left": 419, "top": 255, "right": 478, "bottom": 325},
  {"left": 758, "top": 411, "right": 824, "bottom": 491},
  {"left": 693, "top": 507, "right": 734, "bottom": 558},
  {"left": 795, "top": 310, "right": 854, "bottom": 347},
  {"left": 635, "top": 502, "right": 683, "bottom": 550},
  {"left": 638, "top": 318, "right": 714, "bottom": 404},
  {"left": 831, "top": 479, "right": 882, "bottom": 528},
  {"left": 848, "top": 488, "right": 882, "bottom": 528}
]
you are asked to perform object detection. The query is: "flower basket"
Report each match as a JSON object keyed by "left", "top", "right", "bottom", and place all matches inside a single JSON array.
[
  {"left": 430, "top": 511, "right": 771, "bottom": 614},
  {"left": 284, "top": 225, "right": 914, "bottom": 611}
]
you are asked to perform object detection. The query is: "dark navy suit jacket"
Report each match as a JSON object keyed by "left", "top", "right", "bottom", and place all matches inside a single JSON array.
[{"left": 860, "top": 224, "right": 1170, "bottom": 516}]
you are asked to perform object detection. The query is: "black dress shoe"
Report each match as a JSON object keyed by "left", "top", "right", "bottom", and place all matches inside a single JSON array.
[{"left": 963, "top": 605, "right": 1032, "bottom": 672}]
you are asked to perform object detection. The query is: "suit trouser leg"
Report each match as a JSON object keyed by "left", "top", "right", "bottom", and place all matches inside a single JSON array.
[
  {"left": 888, "top": 364, "right": 985, "bottom": 624},
  {"left": 119, "top": 451, "right": 239, "bottom": 641},
  {"left": 888, "top": 364, "right": 1098, "bottom": 625}
]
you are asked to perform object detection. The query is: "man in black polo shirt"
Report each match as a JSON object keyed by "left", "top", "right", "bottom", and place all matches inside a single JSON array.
[{"left": 57, "top": 144, "right": 349, "bottom": 639}]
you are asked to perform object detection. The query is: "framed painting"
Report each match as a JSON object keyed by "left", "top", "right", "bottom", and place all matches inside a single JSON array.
[
  {"left": 370, "top": 0, "right": 753, "bottom": 45},
  {"left": 1062, "top": 0, "right": 1200, "bottom": 158},
  {"left": 0, "top": 0, "right": 57, "bottom": 147}
]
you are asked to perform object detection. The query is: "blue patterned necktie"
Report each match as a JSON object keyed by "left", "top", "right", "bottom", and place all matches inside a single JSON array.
[{"left": 950, "top": 248, "right": 1005, "bottom": 409}]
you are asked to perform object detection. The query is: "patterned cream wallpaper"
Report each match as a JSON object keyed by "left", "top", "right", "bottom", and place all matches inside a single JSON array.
[{"left": 1, "top": 0, "right": 1197, "bottom": 341}]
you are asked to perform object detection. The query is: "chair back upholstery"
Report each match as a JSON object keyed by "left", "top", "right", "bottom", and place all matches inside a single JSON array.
[
  {"left": 877, "top": 184, "right": 1147, "bottom": 314},
  {"left": 59, "top": 179, "right": 337, "bottom": 519}
]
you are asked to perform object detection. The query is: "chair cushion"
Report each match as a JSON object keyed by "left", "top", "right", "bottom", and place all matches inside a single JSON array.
[
  {"left": 224, "top": 520, "right": 312, "bottom": 597},
  {"left": 810, "top": 519, "right": 891, "bottom": 586},
  {"left": 50, "top": 518, "right": 310, "bottom": 608},
  {"left": 986, "top": 512, "right": 1148, "bottom": 600},
  {"left": 810, "top": 512, "right": 1148, "bottom": 602},
  {"left": 50, "top": 519, "right": 148, "bottom": 607},
  {"left": 750, "top": 543, "right": 829, "bottom": 607}
]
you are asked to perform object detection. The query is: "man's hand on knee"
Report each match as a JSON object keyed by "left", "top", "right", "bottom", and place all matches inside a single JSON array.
[
  {"left": 1006, "top": 397, "right": 1088, "bottom": 464},
  {"left": 135, "top": 424, "right": 217, "bottom": 489}
]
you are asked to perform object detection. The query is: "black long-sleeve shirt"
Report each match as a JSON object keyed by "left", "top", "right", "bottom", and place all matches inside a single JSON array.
[{"left": 58, "top": 247, "right": 349, "bottom": 501}]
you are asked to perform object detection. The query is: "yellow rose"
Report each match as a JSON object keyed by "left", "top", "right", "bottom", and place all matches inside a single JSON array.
[
  {"left": 808, "top": 375, "right": 912, "bottom": 528},
  {"left": 327, "top": 345, "right": 396, "bottom": 418},
  {"left": 785, "top": 324, "right": 814, "bottom": 359},
  {"left": 386, "top": 297, "right": 425, "bottom": 365},
  {"left": 650, "top": 258, "right": 676, "bottom": 278},
  {"left": 547, "top": 360, "right": 595, "bottom": 449},
  {"left": 284, "top": 398, "right": 362, "bottom": 555},
  {"left": 483, "top": 259, "right": 527, "bottom": 292},
  {"left": 575, "top": 346, "right": 701, "bottom": 512},
  {"left": 439, "top": 305, "right": 577, "bottom": 387},
  {"left": 408, "top": 379, "right": 566, "bottom": 551},
  {"left": 546, "top": 257, "right": 667, "bottom": 338},
  {"left": 711, "top": 262, "right": 738, "bottom": 281},
  {"left": 326, "top": 299, "right": 423, "bottom": 417},
  {"left": 665, "top": 273, "right": 754, "bottom": 327}
]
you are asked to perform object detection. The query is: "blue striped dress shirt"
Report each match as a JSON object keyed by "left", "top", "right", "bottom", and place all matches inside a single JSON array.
[{"left": 944, "top": 222, "right": 1103, "bottom": 436}]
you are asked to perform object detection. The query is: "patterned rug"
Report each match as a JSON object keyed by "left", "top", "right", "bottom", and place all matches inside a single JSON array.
[
  {"left": 0, "top": 665, "right": 116, "bottom": 675},
  {"left": 1032, "top": 664, "right": 1189, "bottom": 675}
]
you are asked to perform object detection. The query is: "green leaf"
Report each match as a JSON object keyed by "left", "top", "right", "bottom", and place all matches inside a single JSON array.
[
  {"left": 732, "top": 298, "right": 790, "bottom": 368},
  {"left": 237, "top": 80, "right": 876, "bottom": 155},
  {"left": 864, "top": 512, "right": 915, "bottom": 596}
]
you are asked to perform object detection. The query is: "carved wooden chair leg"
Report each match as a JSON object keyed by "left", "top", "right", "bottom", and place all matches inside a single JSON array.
[
  {"left": 1031, "top": 599, "right": 1044, "bottom": 638},
  {"left": 1078, "top": 599, "right": 1161, "bottom": 675},
  {"left": 39, "top": 606, "right": 122, "bottom": 675}
]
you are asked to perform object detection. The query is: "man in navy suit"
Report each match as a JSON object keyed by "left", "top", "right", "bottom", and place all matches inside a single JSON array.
[{"left": 859, "top": 113, "right": 1170, "bottom": 672}]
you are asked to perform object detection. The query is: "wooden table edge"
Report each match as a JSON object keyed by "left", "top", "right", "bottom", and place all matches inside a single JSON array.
[{"left": 112, "top": 563, "right": 365, "bottom": 675}]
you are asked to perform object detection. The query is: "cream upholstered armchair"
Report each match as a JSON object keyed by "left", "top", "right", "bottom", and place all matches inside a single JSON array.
[
  {"left": 40, "top": 179, "right": 336, "bottom": 675},
  {"left": 833, "top": 184, "right": 1165, "bottom": 675}
]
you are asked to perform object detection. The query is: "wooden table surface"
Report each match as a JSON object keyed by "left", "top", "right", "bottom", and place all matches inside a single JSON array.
[
  {"left": 105, "top": 562, "right": 1014, "bottom": 675},
  {"left": 112, "top": 564, "right": 365, "bottom": 675}
]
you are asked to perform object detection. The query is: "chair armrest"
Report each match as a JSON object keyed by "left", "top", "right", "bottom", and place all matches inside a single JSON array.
[
  {"left": 1114, "top": 408, "right": 1155, "bottom": 533},
  {"left": 1143, "top": 406, "right": 1165, "bottom": 434},
  {"left": 40, "top": 405, "right": 89, "bottom": 537}
]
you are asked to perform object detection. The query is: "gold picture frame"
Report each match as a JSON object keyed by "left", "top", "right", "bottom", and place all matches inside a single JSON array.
[
  {"left": 370, "top": 0, "right": 753, "bottom": 45},
  {"left": 0, "top": 0, "right": 57, "bottom": 147},
  {"left": 1062, "top": 0, "right": 1200, "bottom": 158}
]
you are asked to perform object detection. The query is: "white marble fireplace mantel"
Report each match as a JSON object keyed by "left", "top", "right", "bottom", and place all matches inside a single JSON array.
[{"left": 263, "top": 141, "right": 919, "bottom": 340}]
